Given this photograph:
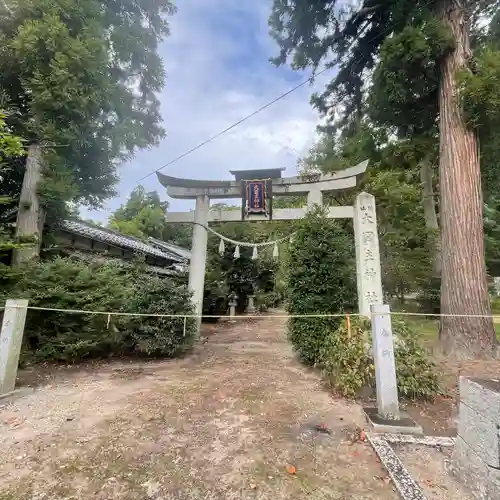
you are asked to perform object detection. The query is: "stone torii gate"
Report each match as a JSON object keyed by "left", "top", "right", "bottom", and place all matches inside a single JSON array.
[{"left": 157, "top": 162, "right": 383, "bottom": 320}]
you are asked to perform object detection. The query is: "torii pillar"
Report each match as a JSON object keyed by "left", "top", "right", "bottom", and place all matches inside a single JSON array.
[{"left": 157, "top": 161, "right": 383, "bottom": 325}]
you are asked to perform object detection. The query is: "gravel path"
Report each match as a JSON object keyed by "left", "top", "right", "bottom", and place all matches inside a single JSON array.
[{"left": 0, "top": 312, "right": 398, "bottom": 499}]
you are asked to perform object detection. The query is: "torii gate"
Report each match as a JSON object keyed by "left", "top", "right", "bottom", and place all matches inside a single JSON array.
[{"left": 157, "top": 162, "right": 383, "bottom": 321}]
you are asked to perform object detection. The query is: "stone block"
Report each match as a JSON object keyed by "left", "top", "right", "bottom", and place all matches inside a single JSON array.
[
  {"left": 451, "top": 436, "right": 489, "bottom": 500},
  {"left": 458, "top": 401, "right": 500, "bottom": 468},
  {"left": 460, "top": 377, "right": 500, "bottom": 425},
  {"left": 364, "top": 407, "right": 423, "bottom": 435},
  {"left": 489, "top": 467, "right": 500, "bottom": 500}
]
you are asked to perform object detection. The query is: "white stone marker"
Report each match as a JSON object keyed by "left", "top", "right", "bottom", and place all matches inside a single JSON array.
[
  {"left": 228, "top": 293, "right": 237, "bottom": 322},
  {"left": 189, "top": 194, "right": 210, "bottom": 325},
  {"left": 247, "top": 295, "right": 256, "bottom": 314},
  {"left": 0, "top": 299, "right": 29, "bottom": 396},
  {"left": 370, "top": 303, "right": 400, "bottom": 420},
  {"left": 354, "top": 192, "right": 383, "bottom": 317}
]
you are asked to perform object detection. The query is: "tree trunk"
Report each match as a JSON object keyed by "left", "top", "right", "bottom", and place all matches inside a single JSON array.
[
  {"left": 419, "top": 159, "right": 441, "bottom": 276},
  {"left": 438, "top": 0, "right": 496, "bottom": 358},
  {"left": 12, "top": 143, "right": 44, "bottom": 266}
]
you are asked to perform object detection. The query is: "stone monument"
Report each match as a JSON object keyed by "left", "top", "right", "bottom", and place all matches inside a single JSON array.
[
  {"left": 364, "top": 304, "right": 422, "bottom": 434},
  {"left": 450, "top": 377, "right": 500, "bottom": 499},
  {"left": 0, "top": 299, "right": 29, "bottom": 398},
  {"left": 157, "top": 161, "right": 383, "bottom": 323}
]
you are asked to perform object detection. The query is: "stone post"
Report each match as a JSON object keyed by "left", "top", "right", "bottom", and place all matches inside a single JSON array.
[
  {"left": 370, "top": 304, "right": 400, "bottom": 420},
  {"left": 354, "top": 192, "right": 383, "bottom": 317},
  {"left": 228, "top": 293, "right": 237, "bottom": 322},
  {"left": 307, "top": 187, "right": 322, "bottom": 209},
  {"left": 247, "top": 295, "right": 256, "bottom": 314},
  {"left": 188, "top": 195, "right": 210, "bottom": 329},
  {"left": 364, "top": 303, "right": 422, "bottom": 434},
  {"left": 0, "top": 299, "right": 29, "bottom": 396},
  {"left": 450, "top": 378, "right": 500, "bottom": 500}
]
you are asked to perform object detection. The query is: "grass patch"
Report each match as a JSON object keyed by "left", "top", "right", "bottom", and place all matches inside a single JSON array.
[{"left": 392, "top": 298, "right": 500, "bottom": 343}]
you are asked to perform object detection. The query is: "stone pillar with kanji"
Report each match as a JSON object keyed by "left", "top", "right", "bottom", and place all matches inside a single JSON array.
[{"left": 354, "top": 192, "right": 383, "bottom": 317}]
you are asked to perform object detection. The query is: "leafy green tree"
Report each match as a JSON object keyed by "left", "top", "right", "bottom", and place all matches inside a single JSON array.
[
  {"left": 0, "top": 110, "right": 25, "bottom": 251},
  {"left": 286, "top": 208, "right": 357, "bottom": 365},
  {"left": 270, "top": 0, "right": 499, "bottom": 358},
  {"left": 300, "top": 125, "right": 435, "bottom": 303},
  {"left": 0, "top": 0, "right": 175, "bottom": 260},
  {"left": 0, "top": 258, "right": 195, "bottom": 362},
  {"left": 109, "top": 186, "right": 191, "bottom": 247}
]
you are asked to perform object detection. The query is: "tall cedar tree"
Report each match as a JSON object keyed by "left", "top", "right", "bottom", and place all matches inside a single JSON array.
[{"left": 270, "top": 0, "right": 499, "bottom": 358}]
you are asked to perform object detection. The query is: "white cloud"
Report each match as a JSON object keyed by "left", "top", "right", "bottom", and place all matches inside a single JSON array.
[{"left": 83, "top": 0, "right": 334, "bottom": 222}]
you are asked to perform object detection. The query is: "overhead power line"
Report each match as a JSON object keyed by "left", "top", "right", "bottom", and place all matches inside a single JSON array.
[
  {"left": 134, "top": 0, "right": 436, "bottom": 185},
  {"left": 135, "top": 66, "right": 330, "bottom": 183}
]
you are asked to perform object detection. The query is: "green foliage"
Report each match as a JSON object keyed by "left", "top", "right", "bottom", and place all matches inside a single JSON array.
[
  {"left": 319, "top": 318, "right": 375, "bottom": 399},
  {"left": 0, "top": 258, "right": 195, "bottom": 363},
  {"left": 484, "top": 199, "right": 500, "bottom": 276},
  {"left": 417, "top": 277, "right": 441, "bottom": 315},
  {"left": 459, "top": 43, "right": 500, "bottom": 198},
  {"left": 0, "top": 0, "right": 175, "bottom": 225},
  {"left": 0, "top": 111, "right": 26, "bottom": 251},
  {"left": 301, "top": 126, "right": 437, "bottom": 301},
  {"left": 256, "top": 290, "right": 283, "bottom": 312},
  {"left": 126, "top": 275, "right": 196, "bottom": 357},
  {"left": 369, "top": 20, "right": 454, "bottom": 135},
  {"left": 204, "top": 207, "right": 290, "bottom": 318},
  {"left": 320, "top": 317, "right": 441, "bottom": 400},
  {"left": 109, "top": 186, "right": 191, "bottom": 247},
  {"left": 0, "top": 111, "right": 24, "bottom": 158},
  {"left": 269, "top": 0, "right": 436, "bottom": 126},
  {"left": 285, "top": 209, "right": 356, "bottom": 365}
]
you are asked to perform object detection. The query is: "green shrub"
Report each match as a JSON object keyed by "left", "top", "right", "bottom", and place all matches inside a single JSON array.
[
  {"left": 319, "top": 317, "right": 375, "bottom": 398},
  {"left": 256, "top": 289, "right": 282, "bottom": 311},
  {"left": 0, "top": 258, "right": 195, "bottom": 363},
  {"left": 320, "top": 316, "right": 441, "bottom": 400},
  {"left": 285, "top": 209, "right": 357, "bottom": 365},
  {"left": 126, "top": 275, "right": 196, "bottom": 357},
  {"left": 417, "top": 276, "right": 441, "bottom": 315}
]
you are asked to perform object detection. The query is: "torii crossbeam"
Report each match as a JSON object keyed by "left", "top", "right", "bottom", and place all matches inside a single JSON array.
[{"left": 157, "top": 161, "right": 383, "bottom": 326}]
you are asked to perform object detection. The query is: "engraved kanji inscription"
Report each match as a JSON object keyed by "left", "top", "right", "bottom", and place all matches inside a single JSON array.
[
  {"left": 364, "top": 248, "right": 375, "bottom": 261},
  {"left": 365, "top": 291, "right": 378, "bottom": 304},
  {"left": 360, "top": 203, "right": 374, "bottom": 224},
  {"left": 362, "top": 231, "right": 375, "bottom": 246},
  {"left": 364, "top": 267, "right": 377, "bottom": 280}
]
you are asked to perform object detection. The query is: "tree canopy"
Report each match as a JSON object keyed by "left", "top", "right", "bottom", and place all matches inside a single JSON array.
[
  {"left": 109, "top": 186, "right": 191, "bottom": 247},
  {"left": 270, "top": 0, "right": 500, "bottom": 357},
  {"left": 0, "top": 0, "right": 175, "bottom": 213}
]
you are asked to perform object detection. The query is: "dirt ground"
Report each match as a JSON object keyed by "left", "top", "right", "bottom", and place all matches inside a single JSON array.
[
  {"left": 405, "top": 355, "right": 500, "bottom": 437},
  {"left": 396, "top": 444, "right": 470, "bottom": 500},
  {"left": 0, "top": 313, "right": 399, "bottom": 500}
]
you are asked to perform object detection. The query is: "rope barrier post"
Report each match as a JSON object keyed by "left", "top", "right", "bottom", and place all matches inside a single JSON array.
[
  {"left": 369, "top": 304, "right": 400, "bottom": 420},
  {"left": 364, "top": 304, "right": 423, "bottom": 435},
  {"left": 0, "top": 299, "right": 29, "bottom": 397},
  {"left": 228, "top": 292, "right": 238, "bottom": 323}
]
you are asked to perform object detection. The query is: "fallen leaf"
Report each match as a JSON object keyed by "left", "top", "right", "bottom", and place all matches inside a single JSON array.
[{"left": 285, "top": 465, "right": 296, "bottom": 475}]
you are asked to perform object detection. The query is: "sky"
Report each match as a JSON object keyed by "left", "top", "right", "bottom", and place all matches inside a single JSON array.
[{"left": 83, "top": 0, "right": 333, "bottom": 222}]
